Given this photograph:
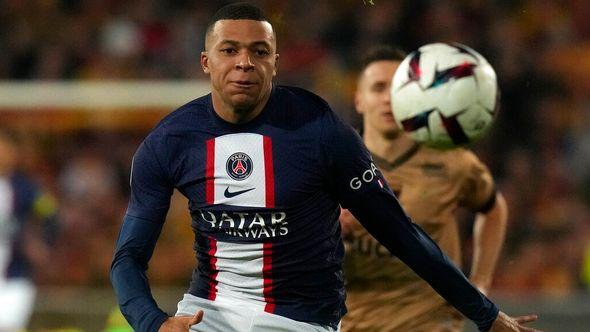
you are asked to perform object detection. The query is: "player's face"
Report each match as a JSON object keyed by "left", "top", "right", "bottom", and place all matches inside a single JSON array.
[
  {"left": 201, "top": 19, "right": 278, "bottom": 120},
  {"left": 355, "top": 60, "right": 401, "bottom": 137}
]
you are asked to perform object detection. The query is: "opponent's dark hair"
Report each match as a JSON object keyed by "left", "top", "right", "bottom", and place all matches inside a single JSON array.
[
  {"left": 206, "top": 2, "right": 268, "bottom": 35},
  {"left": 358, "top": 45, "right": 407, "bottom": 72}
]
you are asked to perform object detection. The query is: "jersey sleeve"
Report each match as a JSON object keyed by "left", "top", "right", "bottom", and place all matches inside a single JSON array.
[
  {"left": 110, "top": 131, "right": 174, "bottom": 332},
  {"left": 321, "top": 111, "right": 499, "bottom": 331},
  {"left": 458, "top": 150, "right": 496, "bottom": 213}
]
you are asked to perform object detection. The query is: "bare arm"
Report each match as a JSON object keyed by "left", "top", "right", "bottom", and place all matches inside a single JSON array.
[{"left": 470, "top": 192, "right": 508, "bottom": 295}]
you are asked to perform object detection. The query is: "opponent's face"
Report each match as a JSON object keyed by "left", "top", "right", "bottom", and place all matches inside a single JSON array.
[
  {"left": 201, "top": 19, "right": 278, "bottom": 117},
  {"left": 355, "top": 60, "right": 401, "bottom": 136}
]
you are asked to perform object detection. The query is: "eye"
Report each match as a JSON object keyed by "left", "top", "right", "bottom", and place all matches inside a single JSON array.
[
  {"left": 371, "top": 83, "right": 387, "bottom": 93},
  {"left": 255, "top": 49, "right": 270, "bottom": 56},
  {"left": 221, "top": 48, "right": 237, "bottom": 55}
]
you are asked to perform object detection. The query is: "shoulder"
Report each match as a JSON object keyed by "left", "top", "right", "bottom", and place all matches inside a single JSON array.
[
  {"left": 143, "top": 94, "right": 210, "bottom": 144},
  {"left": 270, "top": 85, "right": 349, "bottom": 139},
  {"left": 451, "top": 147, "right": 486, "bottom": 169},
  {"left": 421, "top": 146, "right": 480, "bottom": 164},
  {"left": 417, "top": 146, "right": 487, "bottom": 177},
  {"left": 153, "top": 94, "right": 210, "bottom": 132},
  {"left": 274, "top": 85, "right": 334, "bottom": 119},
  {"left": 449, "top": 148, "right": 492, "bottom": 183},
  {"left": 276, "top": 85, "right": 331, "bottom": 108}
]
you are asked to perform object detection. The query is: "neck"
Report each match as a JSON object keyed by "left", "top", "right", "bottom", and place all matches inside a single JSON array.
[
  {"left": 211, "top": 89, "right": 272, "bottom": 124},
  {"left": 363, "top": 127, "right": 417, "bottom": 163}
]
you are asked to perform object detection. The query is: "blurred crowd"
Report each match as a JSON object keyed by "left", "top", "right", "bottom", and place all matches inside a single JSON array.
[{"left": 1, "top": 0, "right": 590, "bottom": 298}]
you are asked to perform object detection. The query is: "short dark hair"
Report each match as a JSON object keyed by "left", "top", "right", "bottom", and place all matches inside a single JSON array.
[
  {"left": 206, "top": 2, "right": 268, "bottom": 35},
  {"left": 358, "top": 45, "right": 407, "bottom": 72}
]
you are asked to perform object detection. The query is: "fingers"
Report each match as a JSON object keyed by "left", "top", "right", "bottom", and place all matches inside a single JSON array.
[
  {"left": 190, "top": 309, "right": 204, "bottom": 325},
  {"left": 515, "top": 314, "right": 542, "bottom": 332},
  {"left": 492, "top": 311, "right": 542, "bottom": 332},
  {"left": 520, "top": 326, "right": 543, "bottom": 332},
  {"left": 514, "top": 314, "right": 538, "bottom": 324}
]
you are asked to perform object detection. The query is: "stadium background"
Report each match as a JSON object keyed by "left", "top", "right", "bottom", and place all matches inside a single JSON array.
[{"left": 1, "top": 0, "right": 590, "bottom": 330}]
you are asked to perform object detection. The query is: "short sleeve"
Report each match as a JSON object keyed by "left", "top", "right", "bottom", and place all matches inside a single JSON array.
[{"left": 459, "top": 151, "right": 495, "bottom": 212}]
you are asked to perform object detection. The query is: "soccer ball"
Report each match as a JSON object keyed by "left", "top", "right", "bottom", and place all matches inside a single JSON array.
[{"left": 390, "top": 42, "right": 498, "bottom": 149}]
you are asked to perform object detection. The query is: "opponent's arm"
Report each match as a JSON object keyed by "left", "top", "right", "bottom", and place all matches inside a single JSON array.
[{"left": 470, "top": 192, "right": 508, "bottom": 295}]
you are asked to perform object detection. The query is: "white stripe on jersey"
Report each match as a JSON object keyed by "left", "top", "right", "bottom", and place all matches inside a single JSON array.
[
  {"left": 214, "top": 240, "right": 266, "bottom": 310},
  {"left": 212, "top": 133, "right": 269, "bottom": 207}
]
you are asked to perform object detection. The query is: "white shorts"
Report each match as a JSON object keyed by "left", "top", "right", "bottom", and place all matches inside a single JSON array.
[
  {"left": 176, "top": 293, "right": 340, "bottom": 332},
  {"left": 0, "top": 278, "right": 36, "bottom": 330}
]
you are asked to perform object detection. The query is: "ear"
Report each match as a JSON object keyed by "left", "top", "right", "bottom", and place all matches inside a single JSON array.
[
  {"left": 272, "top": 53, "right": 279, "bottom": 77},
  {"left": 201, "top": 51, "right": 210, "bottom": 74}
]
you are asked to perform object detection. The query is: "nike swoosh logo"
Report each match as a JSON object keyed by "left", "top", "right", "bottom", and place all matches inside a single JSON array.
[{"left": 224, "top": 187, "right": 255, "bottom": 198}]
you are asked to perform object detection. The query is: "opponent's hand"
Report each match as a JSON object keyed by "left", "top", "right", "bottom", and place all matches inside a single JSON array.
[
  {"left": 490, "top": 311, "right": 541, "bottom": 332},
  {"left": 158, "top": 310, "right": 204, "bottom": 331}
]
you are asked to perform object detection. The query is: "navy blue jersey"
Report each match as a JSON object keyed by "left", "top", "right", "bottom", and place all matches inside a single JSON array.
[
  {"left": 0, "top": 173, "right": 56, "bottom": 280},
  {"left": 111, "top": 86, "right": 498, "bottom": 332}
]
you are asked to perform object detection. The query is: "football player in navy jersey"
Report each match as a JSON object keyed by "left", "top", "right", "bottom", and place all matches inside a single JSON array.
[
  {"left": 110, "top": 3, "right": 540, "bottom": 332},
  {"left": 0, "top": 130, "right": 58, "bottom": 330}
]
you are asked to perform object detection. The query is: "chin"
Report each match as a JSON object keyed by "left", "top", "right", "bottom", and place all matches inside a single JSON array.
[
  {"left": 232, "top": 100, "right": 258, "bottom": 113},
  {"left": 383, "top": 128, "right": 403, "bottom": 139},
  {"left": 230, "top": 94, "right": 255, "bottom": 106}
]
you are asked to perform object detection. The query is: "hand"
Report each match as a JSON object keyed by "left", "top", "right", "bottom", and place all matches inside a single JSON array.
[
  {"left": 158, "top": 310, "right": 204, "bottom": 332},
  {"left": 490, "top": 311, "right": 541, "bottom": 332}
]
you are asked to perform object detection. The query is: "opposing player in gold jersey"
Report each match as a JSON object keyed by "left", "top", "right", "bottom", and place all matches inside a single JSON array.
[{"left": 341, "top": 46, "right": 509, "bottom": 332}]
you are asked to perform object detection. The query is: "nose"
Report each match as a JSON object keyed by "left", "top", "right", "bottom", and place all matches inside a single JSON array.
[
  {"left": 383, "top": 90, "right": 391, "bottom": 105},
  {"left": 236, "top": 52, "right": 254, "bottom": 71}
]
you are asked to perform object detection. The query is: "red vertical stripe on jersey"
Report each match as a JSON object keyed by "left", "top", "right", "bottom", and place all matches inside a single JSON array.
[
  {"left": 207, "top": 236, "right": 218, "bottom": 301},
  {"left": 205, "top": 139, "right": 215, "bottom": 204},
  {"left": 263, "top": 242, "right": 275, "bottom": 313},
  {"left": 263, "top": 137, "right": 275, "bottom": 208}
]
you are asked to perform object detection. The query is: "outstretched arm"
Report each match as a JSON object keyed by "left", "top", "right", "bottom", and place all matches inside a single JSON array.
[
  {"left": 470, "top": 192, "right": 508, "bottom": 295},
  {"left": 323, "top": 110, "right": 539, "bottom": 331}
]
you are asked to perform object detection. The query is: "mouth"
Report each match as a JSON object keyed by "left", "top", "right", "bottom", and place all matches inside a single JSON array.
[
  {"left": 231, "top": 80, "right": 257, "bottom": 88},
  {"left": 381, "top": 112, "right": 395, "bottom": 120}
]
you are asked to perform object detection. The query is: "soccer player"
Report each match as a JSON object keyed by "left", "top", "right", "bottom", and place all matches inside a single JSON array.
[
  {"left": 0, "top": 130, "right": 58, "bottom": 330},
  {"left": 110, "top": 3, "right": 540, "bottom": 332},
  {"left": 340, "top": 45, "right": 509, "bottom": 331}
]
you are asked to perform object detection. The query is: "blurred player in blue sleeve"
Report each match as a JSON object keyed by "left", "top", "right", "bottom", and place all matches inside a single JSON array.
[
  {"left": 110, "top": 3, "right": 540, "bottom": 332},
  {"left": 0, "top": 129, "right": 58, "bottom": 330}
]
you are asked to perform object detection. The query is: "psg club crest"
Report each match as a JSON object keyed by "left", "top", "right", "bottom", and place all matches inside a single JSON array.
[{"left": 226, "top": 152, "right": 253, "bottom": 181}]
